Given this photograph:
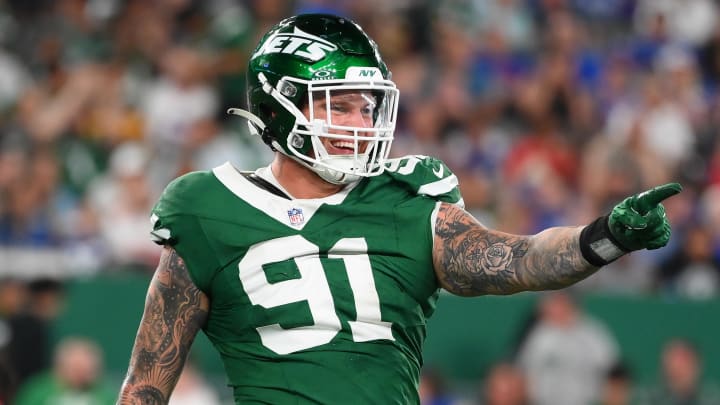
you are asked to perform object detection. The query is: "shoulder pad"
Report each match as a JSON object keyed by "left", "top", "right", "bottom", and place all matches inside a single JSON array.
[
  {"left": 384, "top": 155, "right": 464, "bottom": 207},
  {"left": 150, "top": 170, "right": 215, "bottom": 245}
]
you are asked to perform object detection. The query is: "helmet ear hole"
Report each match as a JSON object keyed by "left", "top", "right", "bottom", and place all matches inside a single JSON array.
[
  {"left": 261, "top": 127, "right": 277, "bottom": 150},
  {"left": 258, "top": 103, "right": 273, "bottom": 121},
  {"left": 255, "top": 104, "right": 277, "bottom": 149}
]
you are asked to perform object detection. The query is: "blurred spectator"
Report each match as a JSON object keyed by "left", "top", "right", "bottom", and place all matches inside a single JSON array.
[
  {"left": 577, "top": 253, "right": 656, "bottom": 296},
  {"left": 143, "top": 46, "right": 218, "bottom": 147},
  {"left": 0, "top": 277, "right": 27, "bottom": 401},
  {"left": 437, "top": 0, "right": 535, "bottom": 53},
  {"left": 443, "top": 112, "right": 510, "bottom": 214},
  {"left": 503, "top": 75, "right": 579, "bottom": 189},
  {"left": 653, "top": 47, "right": 711, "bottom": 179},
  {"left": 480, "top": 362, "right": 528, "bottom": 405},
  {"left": 142, "top": 45, "right": 219, "bottom": 187},
  {"left": 634, "top": 0, "right": 718, "bottom": 47},
  {"left": 598, "top": 361, "right": 635, "bottom": 405},
  {"left": 0, "top": 47, "right": 31, "bottom": 113},
  {"left": 13, "top": 336, "right": 115, "bottom": 405},
  {"left": 7, "top": 278, "right": 65, "bottom": 389},
  {"left": 607, "top": 71, "right": 695, "bottom": 175},
  {"left": 110, "top": 1, "right": 173, "bottom": 70},
  {"left": 516, "top": 291, "right": 619, "bottom": 405},
  {"left": 640, "top": 339, "right": 720, "bottom": 405},
  {"left": 570, "top": 0, "right": 633, "bottom": 26},
  {"left": 0, "top": 358, "right": 12, "bottom": 405},
  {"left": 86, "top": 142, "right": 160, "bottom": 271},
  {"left": 74, "top": 62, "right": 144, "bottom": 146},
  {"left": 480, "top": 0, "right": 536, "bottom": 51},
  {"left": 182, "top": 117, "right": 272, "bottom": 172},
  {"left": 17, "top": 63, "right": 106, "bottom": 144},
  {"left": 0, "top": 169, "right": 59, "bottom": 247},
  {"left": 419, "top": 367, "right": 470, "bottom": 405},
  {"left": 248, "top": 0, "right": 294, "bottom": 36},
  {"left": 698, "top": 25, "right": 720, "bottom": 92},
  {"left": 0, "top": 146, "right": 26, "bottom": 201},
  {"left": 25, "top": 278, "right": 65, "bottom": 321},
  {"left": 578, "top": 138, "right": 643, "bottom": 217},
  {"left": 498, "top": 73, "right": 579, "bottom": 233},
  {"left": 204, "top": 1, "right": 256, "bottom": 109},
  {"left": 169, "top": 360, "right": 221, "bottom": 405},
  {"left": 698, "top": 184, "right": 720, "bottom": 263},
  {"left": 392, "top": 100, "right": 446, "bottom": 159},
  {"left": 658, "top": 223, "right": 720, "bottom": 299},
  {"left": 707, "top": 138, "right": 720, "bottom": 188},
  {"left": 428, "top": 21, "right": 478, "bottom": 126},
  {"left": 295, "top": 0, "right": 349, "bottom": 16}
]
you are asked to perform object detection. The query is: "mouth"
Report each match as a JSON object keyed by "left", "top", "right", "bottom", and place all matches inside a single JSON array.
[{"left": 327, "top": 140, "right": 362, "bottom": 155}]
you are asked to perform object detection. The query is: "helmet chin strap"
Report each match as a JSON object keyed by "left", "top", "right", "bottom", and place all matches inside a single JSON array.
[
  {"left": 306, "top": 123, "right": 366, "bottom": 185},
  {"left": 313, "top": 157, "right": 362, "bottom": 185}
]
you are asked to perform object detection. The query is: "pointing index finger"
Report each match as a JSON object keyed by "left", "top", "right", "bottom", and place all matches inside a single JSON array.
[{"left": 634, "top": 183, "right": 682, "bottom": 215}]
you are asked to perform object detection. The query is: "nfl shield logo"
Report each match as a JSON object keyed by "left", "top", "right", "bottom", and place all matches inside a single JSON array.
[{"left": 287, "top": 208, "right": 304, "bottom": 226}]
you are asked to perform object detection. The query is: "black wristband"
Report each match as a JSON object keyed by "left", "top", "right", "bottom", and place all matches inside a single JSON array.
[{"left": 579, "top": 215, "right": 629, "bottom": 267}]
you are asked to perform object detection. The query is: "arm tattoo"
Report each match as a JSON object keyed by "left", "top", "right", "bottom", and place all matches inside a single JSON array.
[
  {"left": 118, "top": 247, "right": 209, "bottom": 404},
  {"left": 433, "top": 203, "right": 599, "bottom": 296}
]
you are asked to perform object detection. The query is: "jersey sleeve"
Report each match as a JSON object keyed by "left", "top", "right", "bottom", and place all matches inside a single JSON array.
[
  {"left": 150, "top": 174, "right": 190, "bottom": 246},
  {"left": 149, "top": 171, "right": 222, "bottom": 292},
  {"left": 384, "top": 155, "right": 464, "bottom": 208}
]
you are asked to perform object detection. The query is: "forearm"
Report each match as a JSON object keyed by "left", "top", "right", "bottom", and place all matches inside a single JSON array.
[
  {"left": 517, "top": 226, "right": 598, "bottom": 291},
  {"left": 118, "top": 248, "right": 209, "bottom": 404},
  {"left": 433, "top": 203, "right": 598, "bottom": 296}
]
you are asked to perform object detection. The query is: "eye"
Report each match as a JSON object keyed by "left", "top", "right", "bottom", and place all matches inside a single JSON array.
[
  {"left": 330, "top": 103, "right": 347, "bottom": 113},
  {"left": 361, "top": 106, "right": 375, "bottom": 116}
]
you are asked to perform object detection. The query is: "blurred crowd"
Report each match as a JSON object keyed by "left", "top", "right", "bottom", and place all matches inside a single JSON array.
[
  {"left": 0, "top": 0, "right": 719, "bottom": 296},
  {"left": 3, "top": 282, "right": 717, "bottom": 405},
  {"left": 1, "top": 0, "right": 720, "bottom": 403},
  {"left": 419, "top": 291, "right": 720, "bottom": 405}
]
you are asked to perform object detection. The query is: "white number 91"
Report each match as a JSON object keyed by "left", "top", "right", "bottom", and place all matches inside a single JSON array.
[{"left": 238, "top": 235, "right": 394, "bottom": 355}]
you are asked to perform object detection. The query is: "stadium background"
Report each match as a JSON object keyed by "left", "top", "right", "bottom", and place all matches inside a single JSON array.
[{"left": 1, "top": 0, "right": 719, "bottom": 404}]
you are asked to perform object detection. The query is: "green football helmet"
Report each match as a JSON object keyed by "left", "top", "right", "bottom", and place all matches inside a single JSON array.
[{"left": 228, "top": 14, "right": 399, "bottom": 184}]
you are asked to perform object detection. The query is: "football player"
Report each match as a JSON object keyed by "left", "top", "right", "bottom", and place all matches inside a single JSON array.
[{"left": 118, "top": 13, "right": 680, "bottom": 404}]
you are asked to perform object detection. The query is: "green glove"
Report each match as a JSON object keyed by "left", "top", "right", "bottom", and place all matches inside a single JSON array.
[
  {"left": 608, "top": 183, "right": 682, "bottom": 251},
  {"left": 579, "top": 183, "right": 682, "bottom": 266}
]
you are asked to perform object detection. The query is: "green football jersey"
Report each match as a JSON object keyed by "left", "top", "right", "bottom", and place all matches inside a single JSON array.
[{"left": 150, "top": 155, "right": 463, "bottom": 405}]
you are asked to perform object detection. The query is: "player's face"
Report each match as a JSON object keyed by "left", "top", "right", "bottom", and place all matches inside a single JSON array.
[{"left": 303, "top": 90, "right": 376, "bottom": 155}]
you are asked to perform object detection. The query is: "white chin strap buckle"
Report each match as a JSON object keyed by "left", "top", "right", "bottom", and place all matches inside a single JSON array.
[{"left": 314, "top": 157, "right": 362, "bottom": 185}]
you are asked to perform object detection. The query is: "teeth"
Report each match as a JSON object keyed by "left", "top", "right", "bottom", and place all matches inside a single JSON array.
[{"left": 331, "top": 141, "right": 355, "bottom": 149}]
